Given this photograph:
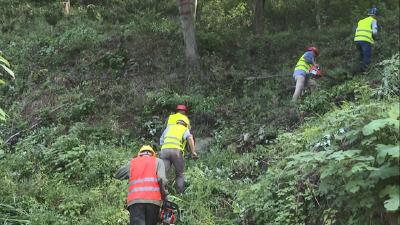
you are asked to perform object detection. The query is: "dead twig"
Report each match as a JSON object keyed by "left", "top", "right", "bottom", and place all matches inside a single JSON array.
[{"left": 4, "top": 104, "right": 69, "bottom": 145}]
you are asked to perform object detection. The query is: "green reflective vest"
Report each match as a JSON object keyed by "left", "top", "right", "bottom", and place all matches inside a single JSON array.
[
  {"left": 161, "top": 124, "right": 187, "bottom": 151},
  {"left": 294, "top": 54, "right": 312, "bottom": 72},
  {"left": 354, "top": 16, "right": 375, "bottom": 44}
]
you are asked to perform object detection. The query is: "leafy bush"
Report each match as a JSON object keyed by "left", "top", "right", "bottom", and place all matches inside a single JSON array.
[
  {"left": 237, "top": 101, "right": 399, "bottom": 225},
  {"left": 57, "top": 24, "right": 104, "bottom": 54},
  {"left": 373, "top": 54, "right": 400, "bottom": 98}
]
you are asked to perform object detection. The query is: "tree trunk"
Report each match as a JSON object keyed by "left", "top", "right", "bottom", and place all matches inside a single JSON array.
[
  {"left": 177, "top": 0, "right": 199, "bottom": 67},
  {"left": 193, "top": 0, "right": 197, "bottom": 22},
  {"left": 315, "top": 0, "right": 321, "bottom": 30},
  {"left": 253, "top": 0, "right": 265, "bottom": 34}
]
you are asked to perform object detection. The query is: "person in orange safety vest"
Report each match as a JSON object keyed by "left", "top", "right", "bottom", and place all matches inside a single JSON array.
[{"left": 114, "top": 145, "right": 167, "bottom": 225}]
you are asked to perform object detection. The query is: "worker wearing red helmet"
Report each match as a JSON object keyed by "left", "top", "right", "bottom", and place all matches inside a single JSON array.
[
  {"left": 167, "top": 104, "right": 191, "bottom": 130},
  {"left": 292, "top": 46, "right": 320, "bottom": 102},
  {"left": 160, "top": 119, "right": 197, "bottom": 193}
]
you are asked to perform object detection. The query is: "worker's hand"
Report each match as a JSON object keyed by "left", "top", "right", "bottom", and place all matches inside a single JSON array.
[{"left": 191, "top": 151, "right": 199, "bottom": 159}]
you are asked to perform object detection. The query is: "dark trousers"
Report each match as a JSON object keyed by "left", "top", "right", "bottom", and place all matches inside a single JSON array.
[
  {"left": 355, "top": 41, "right": 372, "bottom": 72},
  {"left": 128, "top": 203, "right": 160, "bottom": 225}
]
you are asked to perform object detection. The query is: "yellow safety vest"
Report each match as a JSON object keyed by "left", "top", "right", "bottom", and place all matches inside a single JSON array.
[
  {"left": 354, "top": 16, "right": 375, "bottom": 44},
  {"left": 167, "top": 113, "right": 190, "bottom": 129},
  {"left": 294, "top": 54, "right": 312, "bottom": 72},
  {"left": 161, "top": 124, "right": 187, "bottom": 151}
]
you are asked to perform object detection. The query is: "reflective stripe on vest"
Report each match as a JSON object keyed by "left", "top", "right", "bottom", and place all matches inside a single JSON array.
[
  {"left": 161, "top": 124, "right": 187, "bottom": 151},
  {"left": 294, "top": 54, "right": 312, "bottom": 72},
  {"left": 126, "top": 156, "right": 161, "bottom": 204},
  {"left": 167, "top": 113, "right": 191, "bottom": 129},
  {"left": 128, "top": 187, "right": 160, "bottom": 194},
  {"left": 129, "top": 177, "right": 159, "bottom": 185},
  {"left": 354, "top": 16, "right": 375, "bottom": 44}
]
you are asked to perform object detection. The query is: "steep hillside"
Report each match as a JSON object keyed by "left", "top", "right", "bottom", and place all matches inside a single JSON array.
[{"left": 0, "top": 0, "right": 399, "bottom": 224}]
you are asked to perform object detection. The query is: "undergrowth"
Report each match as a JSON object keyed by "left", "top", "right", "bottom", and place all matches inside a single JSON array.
[{"left": 0, "top": 0, "right": 399, "bottom": 224}]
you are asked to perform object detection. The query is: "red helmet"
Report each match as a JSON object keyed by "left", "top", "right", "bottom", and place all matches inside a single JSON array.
[
  {"left": 176, "top": 104, "right": 188, "bottom": 113},
  {"left": 307, "top": 46, "right": 319, "bottom": 57}
]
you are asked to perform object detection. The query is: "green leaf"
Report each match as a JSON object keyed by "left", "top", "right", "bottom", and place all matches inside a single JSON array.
[
  {"left": 351, "top": 162, "right": 377, "bottom": 173},
  {"left": 0, "top": 64, "right": 15, "bottom": 78},
  {"left": 388, "top": 103, "right": 400, "bottom": 120},
  {"left": 345, "top": 179, "right": 364, "bottom": 193},
  {"left": 362, "top": 119, "right": 399, "bottom": 136},
  {"left": 327, "top": 150, "right": 361, "bottom": 161},
  {"left": 318, "top": 180, "right": 331, "bottom": 194},
  {"left": 0, "top": 79, "right": 5, "bottom": 85},
  {"left": 320, "top": 164, "right": 338, "bottom": 179},
  {"left": 0, "top": 108, "right": 6, "bottom": 121},
  {"left": 370, "top": 164, "right": 400, "bottom": 180},
  {"left": 376, "top": 144, "right": 400, "bottom": 164},
  {"left": 0, "top": 55, "right": 10, "bottom": 67},
  {"left": 379, "top": 185, "right": 400, "bottom": 211}
]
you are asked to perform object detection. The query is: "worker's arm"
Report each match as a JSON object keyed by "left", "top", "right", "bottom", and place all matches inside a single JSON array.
[
  {"left": 156, "top": 158, "right": 168, "bottom": 199},
  {"left": 304, "top": 52, "right": 317, "bottom": 66},
  {"left": 372, "top": 19, "right": 378, "bottom": 38},
  {"left": 114, "top": 162, "right": 130, "bottom": 180},
  {"left": 182, "top": 128, "right": 197, "bottom": 158},
  {"left": 187, "top": 136, "right": 197, "bottom": 158},
  {"left": 160, "top": 127, "right": 168, "bottom": 145}
]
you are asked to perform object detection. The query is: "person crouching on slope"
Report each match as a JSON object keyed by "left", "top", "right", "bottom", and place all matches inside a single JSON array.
[
  {"left": 160, "top": 119, "right": 197, "bottom": 194},
  {"left": 292, "top": 46, "right": 320, "bottom": 102},
  {"left": 114, "top": 145, "right": 167, "bottom": 225}
]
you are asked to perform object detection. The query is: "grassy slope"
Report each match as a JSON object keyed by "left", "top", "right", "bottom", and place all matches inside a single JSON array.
[{"left": 0, "top": 1, "right": 399, "bottom": 224}]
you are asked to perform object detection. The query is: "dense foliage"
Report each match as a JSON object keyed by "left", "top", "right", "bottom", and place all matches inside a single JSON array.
[{"left": 0, "top": 0, "right": 399, "bottom": 224}]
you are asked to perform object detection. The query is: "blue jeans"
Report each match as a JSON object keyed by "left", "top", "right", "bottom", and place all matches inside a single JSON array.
[{"left": 355, "top": 41, "right": 372, "bottom": 72}]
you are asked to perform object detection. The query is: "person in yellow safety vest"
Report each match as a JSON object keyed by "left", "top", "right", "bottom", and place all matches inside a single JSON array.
[
  {"left": 167, "top": 104, "right": 191, "bottom": 130},
  {"left": 292, "top": 46, "right": 320, "bottom": 102},
  {"left": 114, "top": 145, "right": 168, "bottom": 225},
  {"left": 159, "top": 119, "right": 197, "bottom": 194},
  {"left": 354, "top": 7, "right": 378, "bottom": 73}
]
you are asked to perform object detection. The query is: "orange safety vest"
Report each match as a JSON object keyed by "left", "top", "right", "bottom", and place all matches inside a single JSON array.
[{"left": 126, "top": 156, "right": 161, "bottom": 204}]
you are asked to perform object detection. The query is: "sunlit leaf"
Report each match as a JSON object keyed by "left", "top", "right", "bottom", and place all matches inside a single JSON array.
[
  {"left": 0, "top": 108, "right": 6, "bottom": 121},
  {"left": 0, "top": 55, "right": 10, "bottom": 67},
  {"left": 351, "top": 162, "right": 377, "bottom": 173},
  {"left": 0, "top": 64, "right": 15, "bottom": 78},
  {"left": 327, "top": 150, "right": 361, "bottom": 161},
  {"left": 370, "top": 164, "right": 400, "bottom": 180},
  {"left": 345, "top": 179, "right": 365, "bottom": 193},
  {"left": 376, "top": 144, "right": 400, "bottom": 164},
  {"left": 379, "top": 185, "right": 400, "bottom": 211},
  {"left": 362, "top": 119, "right": 399, "bottom": 136},
  {"left": 388, "top": 103, "right": 400, "bottom": 120}
]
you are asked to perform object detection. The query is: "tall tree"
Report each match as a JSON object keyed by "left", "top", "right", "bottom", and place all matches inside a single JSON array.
[
  {"left": 253, "top": 0, "right": 265, "bottom": 34},
  {"left": 177, "top": 0, "right": 199, "bottom": 67},
  {"left": 315, "top": 0, "right": 321, "bottom": 30}
]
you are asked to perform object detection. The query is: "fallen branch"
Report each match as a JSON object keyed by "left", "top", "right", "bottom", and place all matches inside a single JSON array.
[
  {"left": 4, "top": 104, "right": 68, "bottom": 145},
  {"left": 245, "top": 74, "right": 287, "bottom": 80},
  {"left": 5, "top": 120, "right": 42, "bottom": 145}
]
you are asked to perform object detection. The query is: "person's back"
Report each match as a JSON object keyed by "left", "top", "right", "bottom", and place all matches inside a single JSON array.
[
  {"left": 353, "top": 7, "right": 378, "bottom": 73},
  {"left": 166, "top": 104, "right": 191, "bottom": 130},
  {"left": 114, "top": 145, "right": 167, "bottom": 225},
  {"left": 159, "top": 120, "right": 197, "bottom": 193}
]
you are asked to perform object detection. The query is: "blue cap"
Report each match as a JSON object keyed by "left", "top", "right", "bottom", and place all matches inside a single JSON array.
[{"left": 367, "top": 7, "right": 378, "bottom": 16}]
